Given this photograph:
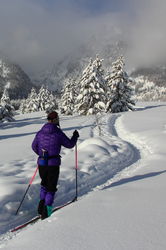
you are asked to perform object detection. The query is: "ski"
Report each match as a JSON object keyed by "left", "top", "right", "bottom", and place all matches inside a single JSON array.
[{"left": 11, "top": 198, "right": 77, "bottom": 233}]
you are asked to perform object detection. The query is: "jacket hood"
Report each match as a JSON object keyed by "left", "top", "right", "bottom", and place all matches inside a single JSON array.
[{"left": 40, "top": 123, "right": 59, "bottom": 134}]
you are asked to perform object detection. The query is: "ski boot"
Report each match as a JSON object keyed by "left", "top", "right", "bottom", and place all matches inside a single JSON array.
[
  {"left": 38, "top": 200, "right": 45, "bottom": 215},
  {"left": 41, "top": 205, "right": 52, "bottom": 220}
]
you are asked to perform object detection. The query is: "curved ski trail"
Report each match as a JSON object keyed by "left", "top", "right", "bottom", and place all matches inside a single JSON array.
[{"left": 92, "top": 113, "right": 150, "bottom": 191}]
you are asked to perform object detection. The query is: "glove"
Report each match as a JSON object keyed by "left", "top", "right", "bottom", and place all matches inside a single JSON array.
[{"left": 73, "top": 130, "right": 79, "bottom": 138}]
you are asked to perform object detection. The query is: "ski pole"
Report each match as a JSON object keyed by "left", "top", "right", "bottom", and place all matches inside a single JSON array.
[
  {"left": 15, "top": 166, "right": 39, "bottom": 215},
  {"left": 75, "top": 144, "right": 78, "bottom": 201}
]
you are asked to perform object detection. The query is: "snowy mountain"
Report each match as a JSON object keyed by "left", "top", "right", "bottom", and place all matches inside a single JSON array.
[
  {"left": 0, "top": 59, "right": 34, "bottom": 100},
  {"left": 32, "top": 40, "right": 128, "bottom": 92},
  {"left": 0, "top": 38, "right": 166, "bottom": 101},
  {"left": 0, "top": 103, "right": 166, "bottom": 249},
  {"left": 32, "top": 39, "right": 166, "bottom": 100}
]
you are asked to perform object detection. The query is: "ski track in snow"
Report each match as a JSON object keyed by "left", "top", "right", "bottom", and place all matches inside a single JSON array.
[
  {"left": 92, "top": 114, "right": 138, "bottom": 190},
  {"left": 93, "top": 113, "right": 150, "bottom": 191},
  {"left": 0, "top": 111, "right": 150, "bottom": 241}
]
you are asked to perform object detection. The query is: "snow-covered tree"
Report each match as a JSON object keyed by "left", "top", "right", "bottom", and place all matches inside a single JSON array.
[
  {"left": 20, "top": 86, "right": 58, "bottom": 114},
  {"left": 45, "top": 92, "right": 58, "bottom": 114},
  {"left": 132, "top": 76, "right": 166, "bottom": 101},
  {"left": 38, "top": 86, "right": 58, "bottom": 112},
  {"left": 19, "top": 99, "right": 27, "bottom": 114},
  {"left": 20, "top": 88, "right": 39, "bottom": 113},
  {"left": 106, "top": 56, "right": 135, "bottom": 113},
  {"left": 75, "top": 55, "right": 106, "bottom": 115},
  {"left": 60, "top": 78, "right": 77, "bottom": 115},
  {"left": 0, "top": 88, "right": 15, "bottom": 122},
  {"left": 11, "top": 99, "right": 22, "bottom": 110}
]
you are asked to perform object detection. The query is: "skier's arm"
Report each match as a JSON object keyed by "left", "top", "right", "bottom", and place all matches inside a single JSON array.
[
  {"left": 61, "top": 130, "right": 79, "bottom": 149},
  {"left": 32, "top": 135, "right": 39, "bottom": 155}
]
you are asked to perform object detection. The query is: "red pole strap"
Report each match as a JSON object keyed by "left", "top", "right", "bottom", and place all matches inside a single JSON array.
[{"left": 29, "top": 166, "right": 39, "bottom": 185}]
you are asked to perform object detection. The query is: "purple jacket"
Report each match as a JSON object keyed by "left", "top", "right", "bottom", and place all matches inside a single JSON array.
[{"left": 32, "top": 123, "right": 78, "bottom": 166}]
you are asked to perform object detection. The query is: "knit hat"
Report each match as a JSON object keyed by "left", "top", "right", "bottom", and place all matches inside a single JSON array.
[{"left": 47, "top": 111, "right": 59, "bottom": 120}]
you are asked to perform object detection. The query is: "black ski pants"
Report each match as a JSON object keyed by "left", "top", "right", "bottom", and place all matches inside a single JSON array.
[{"left": 39, "top": 165, "right": 60, "bottom": 192}]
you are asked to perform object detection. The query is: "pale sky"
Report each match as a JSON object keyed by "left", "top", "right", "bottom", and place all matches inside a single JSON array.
[{"left": 0, "top": 0, "right": 165, "bottom": 74}]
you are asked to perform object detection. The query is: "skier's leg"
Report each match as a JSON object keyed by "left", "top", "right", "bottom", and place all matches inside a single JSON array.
[
  {"left": 39, "top": 185, "right": 47, "bottom": 200},
  {"left": 45, "top": 165, "right": 59, "bottom": 204},
  {"left": 39, "top": 165, "right": 48, "bottom": 188},
  {"left": 41, "top": 166, "right": 60, "bottom": 219},
  {"left": 38, "top": 166, "right": 48, "bottom": 214},
  {"left": 38, "top": 186, "right": 47, "bottom": 214}
]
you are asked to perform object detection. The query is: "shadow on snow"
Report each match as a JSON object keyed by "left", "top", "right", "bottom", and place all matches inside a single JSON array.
[
  {"left": 135, "top": 104, "right": 166, "bottom": 112},
  {"left": 0, "top": 132, "right": 36, "bottom": 140},
  {"left": 103, "top": 170, "right": 166, "bottom": 190},
  {"left": 0, "top": 117, "right": 44, "bottom": 130}
]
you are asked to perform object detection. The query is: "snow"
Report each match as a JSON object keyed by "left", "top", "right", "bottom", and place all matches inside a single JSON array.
[
  {"left": 133, "top": 77, "right": 166, "bottom": 101},
  {"left": 1, "top": 65, "right": 10, "bottom": 78},
  {"left": 0, "top": 102, "right": 166, "bottom": 249},
  {"left": 4, "top": 82, "right": 11, "bottom": 90}
]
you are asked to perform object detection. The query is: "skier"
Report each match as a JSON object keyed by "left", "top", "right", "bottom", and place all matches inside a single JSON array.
[{"left": 32, "top": 111, "right": 79, "bottom": 219}]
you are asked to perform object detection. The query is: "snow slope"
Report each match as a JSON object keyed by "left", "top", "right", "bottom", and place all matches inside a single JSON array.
[{"left": 0, "top": 102, "right": 166, "bottom": 249}]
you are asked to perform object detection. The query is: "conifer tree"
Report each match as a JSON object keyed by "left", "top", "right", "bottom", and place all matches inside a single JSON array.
[
  {"left": 20, "top": 86, "right": 58, "bottom": 114},
  {"left": 60, "top": 78, "right": 77, "bottom": 115},
  {"left": 106, "top": 56, "right": 135, "bottom": 113},
  {"left": 75, "top": 55, "right": 106, "bottom": 115},
  {"left": 37, "top": 86, "right": 49, "bottom": 111},
  {"left": 19, "top": 99, "right": 28, "bottom": 114},
  {"left": 25, "top": 88, "right": 39, "bottom": 113},
  {"left": 0, "top": 88, "right": 15, "bottom": 121},
  {"left": 45, "top": 92, "right": 58, "bottom": 114},
  {"left": 38, "top": 85, "right": 58, "bottom": 112},
  {"left": 20, "top": 88, "right": 38, "bottom": 113}
]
